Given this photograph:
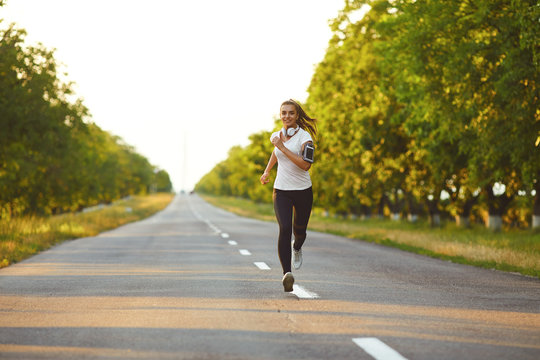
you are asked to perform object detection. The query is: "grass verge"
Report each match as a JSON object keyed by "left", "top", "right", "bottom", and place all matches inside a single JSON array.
[
  {"left": 201, "top": 194, "right": 540, "bottom": 278},
  {"left": 0, "top": 193, "right": 175, "bottom": 268}
]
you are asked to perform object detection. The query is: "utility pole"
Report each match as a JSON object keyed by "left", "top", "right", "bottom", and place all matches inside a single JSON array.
[{"left": 182, "top": 130, "right": 187, "bottom": 192}]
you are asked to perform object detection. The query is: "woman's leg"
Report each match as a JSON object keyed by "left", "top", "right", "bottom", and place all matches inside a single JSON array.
[
  {"left": 292, "top": 187, "right": 313, "bottom": 251},
  {"left": 273, "top": 189, "right": 294, "bottom": 274}
]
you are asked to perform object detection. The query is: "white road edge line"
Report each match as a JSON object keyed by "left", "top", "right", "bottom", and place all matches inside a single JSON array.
[
  {"left": 291, "top": 284, "right": 319, "bottom": 299},
  {"left": 228, "top": 240, "right": 238, "bottom": 246},
  {"left": 254, "top": 262, "right": 271, "bottom": 270},
  {"left": 352, "top": 338, "right": 408, "bottom": 360},
  {"left": 239, "top": 249, "right": 251, "bottom": 256}
]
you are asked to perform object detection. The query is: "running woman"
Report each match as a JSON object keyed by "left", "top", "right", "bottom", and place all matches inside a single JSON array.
[{"left": 260, "top": 99, "right": 317, "bottom": 292}]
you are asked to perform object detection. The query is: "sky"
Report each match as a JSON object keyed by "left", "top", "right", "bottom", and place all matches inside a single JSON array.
[{"left": 1, "top": 0, "right": 346, "bottom": 191}]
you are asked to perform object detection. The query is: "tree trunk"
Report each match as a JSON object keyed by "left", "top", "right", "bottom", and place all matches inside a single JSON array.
[
  {"left": 488, "top": 215, "right": 503, "bottom": 231},
  {"left": 533, "top": 181, "right": 540, "bottom": 229},
  {"left": 360, "top": 204, "right": 372, "bottom": 220},
  {"left": 387, "top": 189, "right": 404, "bottom": 221},
  {"left": 484, "top": 185, "right": 514, "bottom": 231},
  {"left": 457, "top": 196, "right": 476, "bottom": 228},
  {"left": 377, "top": 194, "right": 387, "bottom": 218},
  {"left": 426, "top": 195, "right": 441, "bottom": 227},
  {"left": 406, "top": 193, "right": 420, "bottom": 223},
  {"left": 455, "top": 215, "right": 470, "bottom": 227},
  {"left": 533, "top": 216, "right": 540, "bottom": 229}
]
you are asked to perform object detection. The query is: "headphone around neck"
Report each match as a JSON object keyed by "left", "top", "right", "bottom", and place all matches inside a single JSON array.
[{"left": 282, "top": 126, "right": 299, "bottom": 138}]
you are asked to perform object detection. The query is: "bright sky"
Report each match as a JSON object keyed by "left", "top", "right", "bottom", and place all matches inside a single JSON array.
[{"left": 1, "top": 0, "right": 345, "bottom": 191}]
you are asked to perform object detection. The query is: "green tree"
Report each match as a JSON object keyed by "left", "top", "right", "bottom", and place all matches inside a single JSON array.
[
  {"left": 0, "top": 23, "right": 172, "bottom": 216},
  {"left": 307, "top": 0, "right": 410, "bottom": 218},
  {"left": 196, "top": 0, "right": 539, "bottom": 230},
  {"left": 195, "top": 130, "right": 274, "bottom": 203},
  {"left": 376, "top": 0, "right": 539, "bottom": 229},
  {"left": 0, "top": 25, "right": 88, "bottom": 215},
  {"left": 154, "top": 170, "right": 173, "bottom": 193}
]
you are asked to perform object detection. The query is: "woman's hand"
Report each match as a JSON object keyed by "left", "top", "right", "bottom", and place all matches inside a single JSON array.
[
  {"left": 260, "top": 151, "right": 277, "bottom": 185},
  {"left": 272, "top": 135, "right": 312, "bottom": 172},
  {"left": 271, "top": 132, "right": 285, "bottom": 150},
  {"left": 260, "top": 171, "right": 270, "bottom": 185}
]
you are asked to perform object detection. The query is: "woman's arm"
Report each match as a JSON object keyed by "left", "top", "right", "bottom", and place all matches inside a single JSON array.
[
  {"left": 260, "top": 151, "right": 277, "bottom": 185},
  {"left": 271, "top": 135, "right": 311, "bottom": 171}
]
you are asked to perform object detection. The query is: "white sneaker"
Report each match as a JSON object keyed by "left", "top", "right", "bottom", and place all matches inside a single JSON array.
[
  {"left": 293, "top": 248, "right": 302, "bottom": 270},
  {"left": 282, "top": 272, "right": 294, "bottom": 292}
]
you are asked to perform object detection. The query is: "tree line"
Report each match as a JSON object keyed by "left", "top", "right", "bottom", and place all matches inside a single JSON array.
[
  {"left": 196, "top": 0, "right": 539, "bottom": 230},
  {"left": 1, "top": 23, "right": 172, "bottom": 218}
]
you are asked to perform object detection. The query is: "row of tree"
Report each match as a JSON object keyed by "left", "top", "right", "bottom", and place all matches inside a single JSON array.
[
  {"left": 196, "top": 0, "right": 539, "bottom": 230},
  {"left": 1, "top": 23, "right": 172, "bottom": 217}
]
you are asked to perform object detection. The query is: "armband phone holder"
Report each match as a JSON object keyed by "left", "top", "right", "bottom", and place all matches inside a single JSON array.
[{"left": 302, "top": 142, "right": 315, "bottom": 163}]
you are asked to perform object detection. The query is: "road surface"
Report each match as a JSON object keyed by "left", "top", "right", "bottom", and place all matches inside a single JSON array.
[{"left": 1, "top": 194, "right": 539, "bottom": 359}]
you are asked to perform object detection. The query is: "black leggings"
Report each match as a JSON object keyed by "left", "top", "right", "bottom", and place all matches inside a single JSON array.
[{"left": 273, "top": 187, "right": 313, "bottom": 274}]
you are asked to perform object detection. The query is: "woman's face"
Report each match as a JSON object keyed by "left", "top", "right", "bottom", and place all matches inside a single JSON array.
[{"left": 280, "top": 104, "right": 299, "bottom": 129}]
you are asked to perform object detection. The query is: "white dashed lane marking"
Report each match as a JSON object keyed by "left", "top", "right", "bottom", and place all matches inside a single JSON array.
[
  {"left": 189, "top": 206, "right": 221, "bottom": 234},
  {"left": 239, "top": 249, "right": 251, "bottom": 256},
  {"left": 254, "top": 262, "right": 271, "bottom": 270},
  {"left": 227, "top": 240, "right": 238, "bottom": 246},
  {"left": 353, "top": 338, "right": 408, "bottom": 360},
  {"left": 291, "top": 285, "right": 319, "bottom": 299},
  {"left": 220, "top": 233, "right": 230, "bottom": 239}
]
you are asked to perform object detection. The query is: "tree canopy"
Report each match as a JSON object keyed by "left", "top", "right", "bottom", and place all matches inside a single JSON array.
[
  {"left": 198, "top": 0, "right": 539, "bottom": 229},
  {"left": 1, "top": 23, "right": 172, "bottom": 217}
]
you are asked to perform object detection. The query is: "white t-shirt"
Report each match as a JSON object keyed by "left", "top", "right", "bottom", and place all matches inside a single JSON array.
[{"left": 270, "top": 128, "right": 313, "bottom": 190}]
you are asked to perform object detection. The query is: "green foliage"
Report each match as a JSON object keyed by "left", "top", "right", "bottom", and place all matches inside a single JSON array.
[
  {"left": 196, "top": 0, "right": 539, "bottom": 229},
  {"left": 0, "top": 24, "right": 173, "bottom": 217},
  {"left": 154, "top": 170, "right": 173, "bottom": 193},
  {"left": 373, "top": 0, "right": 539, "bottom": 222},
  {"left": 195, "top": 130, "right": 275, "bottom": 202}
]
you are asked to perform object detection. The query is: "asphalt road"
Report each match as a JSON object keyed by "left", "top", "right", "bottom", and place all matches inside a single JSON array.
[{"left": 1, "top": 194, "right": 539, "bottom": 359}]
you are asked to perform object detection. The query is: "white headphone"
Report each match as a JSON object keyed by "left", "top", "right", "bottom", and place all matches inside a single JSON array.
[{"left": 282, "top": 126, "right": 299, "bottom": 138}]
